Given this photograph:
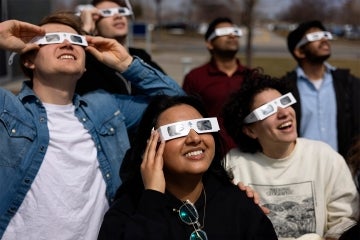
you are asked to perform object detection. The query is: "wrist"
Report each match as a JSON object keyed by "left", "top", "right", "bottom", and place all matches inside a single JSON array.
[{"left": 121, "top": 56, "right": 134, "bottom": 72}]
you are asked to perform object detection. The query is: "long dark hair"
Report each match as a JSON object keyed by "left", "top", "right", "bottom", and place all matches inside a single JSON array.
[{"left": 117, "top": 95, "right": 229, "bottom": 201}]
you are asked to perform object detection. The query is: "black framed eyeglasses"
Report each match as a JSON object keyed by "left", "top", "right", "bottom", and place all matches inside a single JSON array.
[{"left": 178, "top": 200, "right": 208, "bottom": 240}]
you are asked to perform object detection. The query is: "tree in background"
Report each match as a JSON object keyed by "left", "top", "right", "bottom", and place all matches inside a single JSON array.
[
  {"left": 277, "top": 0, "right": 359, "bottom": 25},
  {"left": 242, "top": 0, "right": 257, "bottom": 67}
]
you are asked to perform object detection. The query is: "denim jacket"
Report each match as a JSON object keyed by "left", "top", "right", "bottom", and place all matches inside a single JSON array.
[{"left": 0, "top": 57, "right": 184, "bottom": 237}]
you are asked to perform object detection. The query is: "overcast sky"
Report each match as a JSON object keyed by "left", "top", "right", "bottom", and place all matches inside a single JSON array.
[
  {"left": 56, "top": 0, "right": 294, "bottom": 20},
  {"left": 158, "top": 0, "right": 293, "bottom": 19}
]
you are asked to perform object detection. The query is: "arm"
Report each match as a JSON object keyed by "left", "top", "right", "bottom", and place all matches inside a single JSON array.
[
  {"left": 85, "top": 35, "right": 184, "bottom": 96},
  {"left": 325, "top": 156, "right": 359, "bottom": 239},
  {"left": 99, "top": 131, "right": 169, "bottom": 240},
  {"left": 0, "top": 19, "right": 44, "bottom": 52},
  {"left": 78, "top": 7, "right": 100, "bottom": 35},
  {"left": 98, "top": 190, "right": 170, "bottom": 240}
]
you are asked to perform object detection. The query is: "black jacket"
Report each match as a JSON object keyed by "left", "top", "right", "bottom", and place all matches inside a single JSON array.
[
  {"left": 76, "top": 47, "right": 165, "bottom": 95},
  {"left": 98, "top": 175, "right": 278, "bottom": 240},
  {"left": 282, "top": 68, "right": 360, "bottom": 158}
]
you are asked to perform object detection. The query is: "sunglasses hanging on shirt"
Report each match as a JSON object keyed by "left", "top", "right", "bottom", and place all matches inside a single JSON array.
[{"left": 177, "top": 200, "right": 208, "bottom": 240}]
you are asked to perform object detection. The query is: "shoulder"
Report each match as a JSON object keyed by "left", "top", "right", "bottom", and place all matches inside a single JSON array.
[
  {"left": 280, "top": 69, "right": 297, "bottom": 81},
  {"left": 224, "top": 148, "right": 252, "bottom": 162},
  {"left": 296, "top": 138, "right": 345, "bottom": 164},
  {"left": 297, "top": 138, "right": 337, "bottom": 152},
  {"left": 80, "top": 90, "right": 126, "bottom": 113},
  {"left": 0, "top": 85, "right": 30, "bottom": 111},
  {"left": 332, "top": 68, "right": 360, "bottom": 82},
  {"left": 185, "top": 63, "right": 210, "bottom": 78},
  {"left": 129, "top": 47, "right": 151, "bottom": 60},
  {"left": 209, "top": 181, "right": 253, "bottom": 206},
  {"left": 223, "top": 148, "right": 255, "bottom": 170},
  {"left": 81, "top": 89, "right": 114, "bottom": 100}
]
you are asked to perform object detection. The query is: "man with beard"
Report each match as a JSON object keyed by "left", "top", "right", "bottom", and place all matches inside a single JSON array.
[
  {"left": 182, "top": 17, "right": 249, "bottom": 156},
  {"left": 282, "top": 20, "right": 360, "bottom": 159}
]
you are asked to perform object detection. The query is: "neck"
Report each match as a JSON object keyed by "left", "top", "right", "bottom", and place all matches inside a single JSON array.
[
  {"left": 32, "top": 76, "right": 76, "bottom": 105},
  {"left": 300, "top": 62, "right": 326, "bottom": 80},
  {"left": 213, "top": 56, "right": 238, "bottom": 77},
  {"left": 166, "top": 175, "right": 204, "bottom": 203},
  {"left": 115, "top": 35, "right": 127, "bottom": 46}
]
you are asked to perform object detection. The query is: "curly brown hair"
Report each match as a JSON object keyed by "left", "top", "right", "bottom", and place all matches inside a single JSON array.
[{"left": 222, "top": 68, "right": 292, "bottom": 153}]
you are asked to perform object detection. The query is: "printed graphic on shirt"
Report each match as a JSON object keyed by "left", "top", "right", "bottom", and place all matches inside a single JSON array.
[{"left": 250, "top": 181, "right": 316, "bottom": 238}]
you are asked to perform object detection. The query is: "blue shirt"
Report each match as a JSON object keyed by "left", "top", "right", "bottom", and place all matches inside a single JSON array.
[
  {"left": 0, "top": 57, "right": 184, "bottom": 237},
  {"left": 296, "top": 63, "right": 338, "bottom": 151}
]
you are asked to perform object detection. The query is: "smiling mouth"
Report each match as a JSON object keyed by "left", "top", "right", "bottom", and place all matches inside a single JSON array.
[
  {"left": 59, "top": 54, "right": 75, "bottom": 60},
  {"left": 278, "top": 121, "right": 292, "bottom": 130},
  {"left": 185, "top": 150, "right": 203, "bottom": 158}
]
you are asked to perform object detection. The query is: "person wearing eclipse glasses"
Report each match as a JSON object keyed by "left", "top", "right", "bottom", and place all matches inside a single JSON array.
[
  {"left": 281, "top": 20, "right": 360, "bottom": 159},
  {"left": 183, "top": 17, "right": 249, "bottom": 157},
  {"left": 222, "top": 69, "right": 359, "bottom": 240},
  {"left": 75, "top": 0, "right": 165, "bottom": 96},
  {"left": 98, "top": 94, "right": 278, "bottom": 240},
  {"left": 0, "top": 11, "right": 184, "bottom": 240}
]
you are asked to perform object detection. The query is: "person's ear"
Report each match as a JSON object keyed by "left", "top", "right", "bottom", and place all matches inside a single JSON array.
[
  {"left": 242, "top": 125, "right": 257, "bottom": 139},
  {"left": 205, "top": 41, "right": 214, "bottom": 51},
  {"left": 294, "top": 47, "right": 305, "bottom": 59},
  {"left": 22, "top": 58, "right": 35, "bottom": 70}
]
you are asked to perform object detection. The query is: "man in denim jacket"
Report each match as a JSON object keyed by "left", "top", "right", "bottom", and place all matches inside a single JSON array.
[{"left": 0, "top": 12, "right": 184, "bottom": 240}]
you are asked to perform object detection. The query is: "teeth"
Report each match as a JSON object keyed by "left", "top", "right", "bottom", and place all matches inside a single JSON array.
[
  {"left": 279, "top": 121, "right": 291, "bottom": 129},
  {"left": 59, "top": 55, "right": 75, "bottom": 60},
  {"left": 185, "top": 150, "right": 203, "bottom": 157}
]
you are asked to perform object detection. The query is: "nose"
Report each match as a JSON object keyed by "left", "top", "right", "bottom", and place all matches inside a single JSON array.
[
  {"left": 113, "top": 13, "right": 125, "bottom": 19},
  {"left": 185, "top": 129, "right": 202, "bottom": 144},
  {"left": 61, "top": 39, "right": 73, "bottom": 48},
  {"left": 276, "top": 107, "right": 290, "bottom": 118}
]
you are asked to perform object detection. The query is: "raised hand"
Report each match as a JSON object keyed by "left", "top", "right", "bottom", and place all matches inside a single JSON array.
[
  {"left": 237, "top": 182, "right": 270, "bottom": 214},
  {"left": 141, "top": 130, "right": 166, "bottom": 193},
  {"left": 85, "top": 35, "right": 133, "bottom": 72},
  {"left": 0, "top": 20, "right": 45, "bottom": 53}
]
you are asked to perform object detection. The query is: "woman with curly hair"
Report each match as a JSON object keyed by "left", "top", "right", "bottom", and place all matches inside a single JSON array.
[{"left": 222, "top": 69, "right": 359, "bottom": 240}]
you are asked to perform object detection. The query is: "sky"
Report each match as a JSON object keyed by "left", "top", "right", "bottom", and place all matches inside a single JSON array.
[
  {"left": 157, "top": 0, "right": 293, "bottom": 19},
  {"left": 55, "top": 0, "right": 295, "bottom": 20}
]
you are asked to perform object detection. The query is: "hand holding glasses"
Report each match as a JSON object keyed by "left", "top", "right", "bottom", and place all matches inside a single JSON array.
[
  {"left": 29, "top": 32, "right": 88, "bottom": 47},
  {"left": 296, "top": 31, "right": 333, "bottom": 48},
  {"left": 177, "top": 200, "right": 208, "bottom": 240},
  {"left": 244, "top": 92, "right": 297, "bottom": 123},
  {"left": 8, "top": 32, "right": 88, "bottom": 65},
  {"left": 157, "top": 117, "right": 220, "bottom": 142}
]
